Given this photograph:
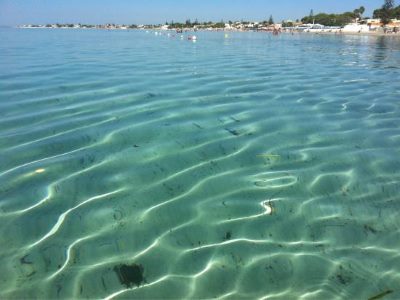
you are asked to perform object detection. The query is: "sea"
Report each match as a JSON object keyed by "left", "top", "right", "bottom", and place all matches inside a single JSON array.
[{"left": 1, "top": 28, "right": 400, "bottom": 299}]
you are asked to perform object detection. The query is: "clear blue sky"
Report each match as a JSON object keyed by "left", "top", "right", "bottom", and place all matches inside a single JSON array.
[{"left": 0, "top": 0, "right": 386, "bottom": 26}]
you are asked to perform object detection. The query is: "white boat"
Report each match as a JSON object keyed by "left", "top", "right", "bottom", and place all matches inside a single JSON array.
[{"left": 306, "top": 24, "right": 325, "bottom": 33}]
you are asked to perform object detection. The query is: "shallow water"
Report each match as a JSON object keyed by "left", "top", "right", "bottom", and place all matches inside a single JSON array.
[{"left": 1, "top": 28, "right": 400, "bottom": 299}]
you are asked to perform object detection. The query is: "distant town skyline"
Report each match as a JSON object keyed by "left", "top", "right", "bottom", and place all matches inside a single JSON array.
[{"left": 0, "top": 0, "right": 386, "bottom": 26}]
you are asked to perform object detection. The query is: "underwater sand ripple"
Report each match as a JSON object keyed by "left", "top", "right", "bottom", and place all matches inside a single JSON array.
[{"left": 1, "top": 30, "right": 400, "bottom": 299}]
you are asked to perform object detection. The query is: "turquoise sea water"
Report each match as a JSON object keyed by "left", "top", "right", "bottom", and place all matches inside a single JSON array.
[{"left": 1, "top": 28, "right": 400, "bottom": 299}]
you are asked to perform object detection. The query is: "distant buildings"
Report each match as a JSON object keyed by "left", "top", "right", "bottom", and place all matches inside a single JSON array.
[
  {"left": 18, "top": 23, "right": 135, "bottom": 29},
  {"left": 18, "top": 21, "right": 283, "bottom": 32},
  {"left": 18, "top": 18, "right": 400, "bottom": 34},
  {"left": 341, "top": 18, "right": 400, "bottom": 33},
  {"left": 366, "top": 18, "right": 400, "bottom": 31}
]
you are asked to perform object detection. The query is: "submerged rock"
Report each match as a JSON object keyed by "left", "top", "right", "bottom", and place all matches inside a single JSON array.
[{"left": 114, "top": 263, "right": 145, "bottom": 288}]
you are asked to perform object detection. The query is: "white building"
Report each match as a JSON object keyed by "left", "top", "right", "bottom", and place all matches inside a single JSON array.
[
  {"left": 342, "top": 23, "right": 370, "bottom": 33},
  {"left": 225, "top": 23, "right": 232, "bottom": 30}
]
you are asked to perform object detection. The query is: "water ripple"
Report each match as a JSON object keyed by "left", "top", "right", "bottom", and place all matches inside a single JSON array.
[{"left": 1, "top": 29, "right": 400, "bottom": 299}]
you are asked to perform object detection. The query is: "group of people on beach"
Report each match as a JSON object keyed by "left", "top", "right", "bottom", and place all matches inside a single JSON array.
[{"left": 272, "top": 28, "right": 280, "bottom": 35}]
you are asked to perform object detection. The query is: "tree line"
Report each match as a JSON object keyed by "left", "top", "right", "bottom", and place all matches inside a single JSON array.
[
  {"left": 300, "top": 7, "right": 365, "bottom": 27},
  {"left": 300, "top": 0, "right": 399, "bottom": 27},
  {"left": 373, "top": 0, "right": 400, "bottom": 24}
]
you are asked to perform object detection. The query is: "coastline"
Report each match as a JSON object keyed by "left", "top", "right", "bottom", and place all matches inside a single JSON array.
[
  {"left": 290, "top": 30, "right": 400, "bottom": 38},
  {"left": 15, "top": 26, "right": 400, "bottom": 38}
]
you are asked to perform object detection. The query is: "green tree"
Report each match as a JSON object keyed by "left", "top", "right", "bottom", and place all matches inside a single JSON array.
[
  {"left": 212, "top": 21, "right": 225, "bottom": 28},
  {"left": 394, "top": 5, "right": 400, "bottom": 18},
  {"left": 354, "top": 8, "right": 360, "bottom": 18},
  {"left": 282, "top": 21, "right": 294, "bottom": 27},
  {"left": 381, "top": 0, "right": 395, "bottom": 25},
  {"left": 268, "top": 15, "right": 274, "bottom": 25},
  {"left": 359, "top": 6, "right": 365, "bottom": 18},
  {"left": 353, "top": 6, "right": 365, "bottom": 20},
  {"left": 301, "top": 11, "right": 356, "bottom": 26},
  {"left": 384, "top": 0, "right": 395, "bottom": 9},
  {"left": 309, "top": 9, "right": 315, "bottom": 24}
]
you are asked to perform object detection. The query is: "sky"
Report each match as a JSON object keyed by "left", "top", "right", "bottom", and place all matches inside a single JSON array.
[{"left": 0, "top": 0, "right": 387, "bottom": 26}]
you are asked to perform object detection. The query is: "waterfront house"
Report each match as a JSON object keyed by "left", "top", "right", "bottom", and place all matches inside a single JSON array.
[{"left": 366, "top": 18, "right": 400, "bottom": 32}]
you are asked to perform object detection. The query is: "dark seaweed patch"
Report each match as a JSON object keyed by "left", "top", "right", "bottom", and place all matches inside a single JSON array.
[
  {"left": 336, "top": 274, "right": 348, "bottom": 285},
  {"left": 26, "top": 271, "right": 36, "bottom": 277},
  {"left": 224, "top": 128, "right": 240, "bottom": 136},
  {"left": 193, "top": 123, "right": 204, "bottom": 129},
  {"left": 56, "top": 284, "right": 62, "bottom": 296},
  {"left": 368, "top": 290, "right": 394, "bottom": 300},
  {"left": 113, "top": 209, "right": 124, "bottom": 221},
  {"left": 146, "top": 93, "right": 157, "bottom": 98},
  {"left": 20, "top": 254, "right": 33, "bottom": 265},
  {"left": 364, "top": 224, "right": 378, "bottom": 234},
  {"left": 114, "top": 263, "right": 145, "bottom": 288}
]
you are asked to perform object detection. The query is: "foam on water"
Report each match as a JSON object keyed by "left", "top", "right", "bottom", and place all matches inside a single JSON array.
[{"left": 1, "top": 28, "right": 400, "bottom": 299}]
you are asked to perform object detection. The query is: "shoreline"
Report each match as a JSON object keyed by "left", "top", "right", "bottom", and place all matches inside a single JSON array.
[
  {"left": 14, "top": 26, "right": 400, "bottom": 38},
  {"left": 290, "top": 30, "right": 400, "bottom": 38}
]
